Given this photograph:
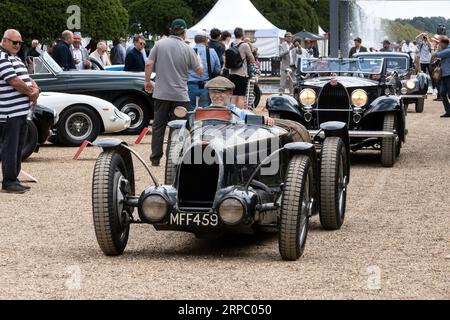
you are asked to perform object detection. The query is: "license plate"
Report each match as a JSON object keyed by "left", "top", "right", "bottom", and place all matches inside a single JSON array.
[{"left": 169, "top": 212, "right": 219, "bottom": 227}]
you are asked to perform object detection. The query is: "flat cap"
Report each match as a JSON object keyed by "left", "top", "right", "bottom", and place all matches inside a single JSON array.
[{"left": 205, "top": 76, "right": 235, "bottom": 91}]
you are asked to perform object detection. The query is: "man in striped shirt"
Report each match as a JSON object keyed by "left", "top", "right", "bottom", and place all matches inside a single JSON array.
[{"left": 0, "top": 29, "right": 40, "bottom": 194}]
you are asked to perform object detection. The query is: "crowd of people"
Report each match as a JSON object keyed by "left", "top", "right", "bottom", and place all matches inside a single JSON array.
[{"left": 278, "top": 32, "right": 320, "bottom": 93}]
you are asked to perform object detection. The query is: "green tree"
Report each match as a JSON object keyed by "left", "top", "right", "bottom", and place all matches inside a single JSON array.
[
  {"left": 184, "top": 0, "right": 217, "bottom": 23},
  {"left": 253, "top": 0, "right": 319, "bottom": 33},
  {"left": 0, "top": 0, "right": 128, "bottom": 44},
  {"left": 129, "top": 0, "right": 192, "bottom": 36},
  {"left": 312, "top": 0, "right": 329, "bottom": 32}
]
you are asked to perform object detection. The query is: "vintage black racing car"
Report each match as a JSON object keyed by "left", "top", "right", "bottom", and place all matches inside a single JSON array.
[
  {"left": 267, "top": 57, "right": 407, "bottom": 167},
  {"left": 354, "top": 52, "right": 428, "bottom": 113},
  {"left": 90, "top": 106, "right": 351, "bottom": 261}
]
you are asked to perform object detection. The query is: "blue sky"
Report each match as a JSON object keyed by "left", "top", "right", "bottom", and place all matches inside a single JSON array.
[{"left": 357, "top": 0, "right": 450, "bottom": 19}]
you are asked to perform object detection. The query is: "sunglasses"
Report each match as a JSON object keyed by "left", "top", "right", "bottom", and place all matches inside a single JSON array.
[
  {"left": 138, "top": 42, "right": 145, "bottom": 45},
  {"left": 5, "top": 38, "right": 24, "bottom": 46}
]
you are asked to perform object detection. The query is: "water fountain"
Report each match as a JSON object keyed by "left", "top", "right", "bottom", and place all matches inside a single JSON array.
[{"left": 350, "top": 1, "right": 390, "bottom": 52}]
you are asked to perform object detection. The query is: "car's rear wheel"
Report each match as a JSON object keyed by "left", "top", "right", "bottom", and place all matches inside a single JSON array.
[
  {"left": 415, "top": 99, "right": 424, "bottom": 113},
  {"left": 319, "top": 137, "right": 348, "bottom": 230},
  {"left": 92, "top": 151, "right": 132, "bottom": 256},
  {"left": 114, "top": 96, "right": 150, "bottom": 134},
  {"left": 0, "top": 120, "right": 37, "bottom": 161},
  {"left": 279, "top": 155, "right": 312, "bottom": 261},
  {"left": 381, "top": 113, "right": 398, "bottom": 167},
  {"left": 57, "top": 105, "right": 101, "bottom": 147},
  {"left": 165, "top": 128, "right": 184, "bottom": 185}
]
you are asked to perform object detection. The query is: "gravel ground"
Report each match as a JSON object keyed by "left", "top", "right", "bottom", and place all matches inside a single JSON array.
[{"left": 0, "top": 97, "right": 449, "bottom": 300}]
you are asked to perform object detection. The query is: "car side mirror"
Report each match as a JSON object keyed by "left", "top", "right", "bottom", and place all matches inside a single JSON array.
[
  {"left": 245, "top": 115, "right": 265, "bottom": 126},
  {"left": 174, "top": 106, "right": 188, "bottom": 118}
]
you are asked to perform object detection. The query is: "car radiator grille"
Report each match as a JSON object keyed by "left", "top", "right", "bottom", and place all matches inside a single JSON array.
[
  {"left": 177, "top": 151, "right": 220, "bottom": 210},
  {"left": 317, "top": 83, "right": 351, "bottom": 125}
]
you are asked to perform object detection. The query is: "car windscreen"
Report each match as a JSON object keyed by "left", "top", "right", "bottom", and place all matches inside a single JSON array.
[
  {"left": 300, "top": 58, "right": 384, "bottom": 75},
  {"left": 385, "top": 57, "right": 409, "bottom": 72},
  {"left": 37, "top": 48, "right": 63, "bottom": 74}
]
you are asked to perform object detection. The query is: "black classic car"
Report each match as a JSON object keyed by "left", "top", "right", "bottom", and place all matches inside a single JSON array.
[
  {"left": 354, "top": 52, "right": 428, "bottom": 113},
  {"left": 30, "top": 50, "right": 153, "bottom": 134},
  {"left": 0, "top": 105, "right": 57, "bottom": 160},
  {"left": 90, "top": 107, "right": 351, "bottom": 261},
  {"left": 267, "top": 57, "right": 407, "bottom": 167}
]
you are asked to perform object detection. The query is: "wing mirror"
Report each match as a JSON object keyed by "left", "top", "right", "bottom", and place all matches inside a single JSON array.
[{"left": 174, "top": 106, "right": 188, "bottom": 118}]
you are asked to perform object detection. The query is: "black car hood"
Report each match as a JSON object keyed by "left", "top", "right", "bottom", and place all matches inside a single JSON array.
[
  {"left": 190, "top": 121, "right": 287, "bottom": 150},
  {"left": 302, "top": 76, "right": 379, "bottom": 88}
]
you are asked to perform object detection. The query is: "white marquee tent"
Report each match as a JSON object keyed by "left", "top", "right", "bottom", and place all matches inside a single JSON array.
[{"left": 187, "top": 0, "right": 286, "bottom": 58}]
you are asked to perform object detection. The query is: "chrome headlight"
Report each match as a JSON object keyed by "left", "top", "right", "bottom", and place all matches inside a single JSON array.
[
  {"left": 299, "top": 89, "right": 316, "bottom": 106},
  {"left": 219, "top": 198, "right": 244, "bottom": 225},
  {"left": 351, "top": 89, "right": 368, "bottom": 107},
  {"left": 401, "top": 88, "right": 408, "bottom": 95},
  {"left": 141, "top": 195, "right": 168, "bottom": 222},
  {"left": 406, "top": 80, "right": 416, "bottom": 90}
]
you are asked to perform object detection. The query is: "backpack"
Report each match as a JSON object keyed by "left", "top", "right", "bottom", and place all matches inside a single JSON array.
[{"left": 225, "top": 42, "right": 244, "bottom": 69}]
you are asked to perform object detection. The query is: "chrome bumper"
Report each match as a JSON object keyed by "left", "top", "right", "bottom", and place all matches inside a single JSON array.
[
  {"left": 400, "top": 94, "right": 426, "bottom": 99},
  {"left": 309, "top": 130, "right": 396, "bottom": 138}
]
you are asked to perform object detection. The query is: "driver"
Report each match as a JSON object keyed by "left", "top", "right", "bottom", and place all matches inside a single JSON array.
[{"left": 204, "top": 76, "right": 275, "bottom": 126}]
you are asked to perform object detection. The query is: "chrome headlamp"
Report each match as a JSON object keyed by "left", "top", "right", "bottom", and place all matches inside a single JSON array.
[
  {"left": 219, "top": 198, "right": 245, "bottom": 225},
  {"left": 351, "top": 89, "right": 368, "bottom": 107},
  {"left": 299, "top": 89, "right": 316, "bottom": 106},
  {"left": 406, "top": 80, "right": 416, "bottom": 90},
  {"left": 141, "top": 195, "right": 168, "bottom": 222}
]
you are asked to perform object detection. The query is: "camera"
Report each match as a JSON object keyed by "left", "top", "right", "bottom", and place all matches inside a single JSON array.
[{"left": 437, "top": 24, "right": 447, "bottom": 36}]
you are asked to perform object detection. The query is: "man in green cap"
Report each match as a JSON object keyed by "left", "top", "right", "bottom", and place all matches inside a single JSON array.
[
  {"left": 205, "top": 76, "right": 274, "bottom": 126},
  {"left": 144, "top": 18, "right": 204, "bottom": 166}
]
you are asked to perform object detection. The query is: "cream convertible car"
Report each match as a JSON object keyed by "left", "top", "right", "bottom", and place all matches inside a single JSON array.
[{"left": 38, "top": 92, "right": 131, "bottom": 146}]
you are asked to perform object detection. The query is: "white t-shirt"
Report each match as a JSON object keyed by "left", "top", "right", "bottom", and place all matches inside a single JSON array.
[{"left": 72, "top": 48, "right": 83, "bottom": 70}]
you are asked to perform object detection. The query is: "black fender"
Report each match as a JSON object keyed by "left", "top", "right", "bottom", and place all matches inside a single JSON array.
[
  {"left": 284, "top": 142, "right": 319, "bottom": 203},
  {"left": 320, "top": 121, "right": 350, "bottom": 183},
  {"left": 266, "top": 94, "right": 302, "bottom": 118},
  {"left": 364, "top": 96, "right": 405, "bottom": 142},
  {"left": 92, "top": 139, "right": 135, "bottom": 195},
  {"left": 365, "top": 95, "right": 402, "bottom": 116}
]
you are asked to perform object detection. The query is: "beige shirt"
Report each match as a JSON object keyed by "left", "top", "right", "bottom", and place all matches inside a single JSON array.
[{"left": 229, "top": 40, "right": 253, "bottom": 78}]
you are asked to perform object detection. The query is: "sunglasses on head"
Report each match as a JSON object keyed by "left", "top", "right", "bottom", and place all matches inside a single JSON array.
[{"left": 5, "top": 38, "right": 23, "bottom": 46}]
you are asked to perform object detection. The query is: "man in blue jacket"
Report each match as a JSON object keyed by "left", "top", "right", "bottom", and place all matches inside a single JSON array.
[
  {"left": 124, "top": 35, "right": 146, "bottom": 72},
  {"left": 434, "top": 36, "right": 450, "bottom": 117},
  {"left": 52, "top": 30, "right": 76, "bottom": 71}
]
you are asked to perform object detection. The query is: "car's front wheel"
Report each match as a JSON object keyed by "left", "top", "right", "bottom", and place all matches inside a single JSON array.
[
  {"left": 381, "top": 113, "right": 399, "bottom": 167},
  {"left": 415, "top": 99, "right": 424, "bottom": 113},
  {"left": 56, "top": 105, "right": 101, "bottom": 147},
  {"left": 279, "top": 155, "right": 312, "bottom": 261},
  {"left": 92, "top": 151, "right": 132, "bottom": 256},
  {"left": 115, "top": 96, "right": 150, "bottom": 134},
  {"left": 319, "top": 137, "right": 348, "bottom": 230}
]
